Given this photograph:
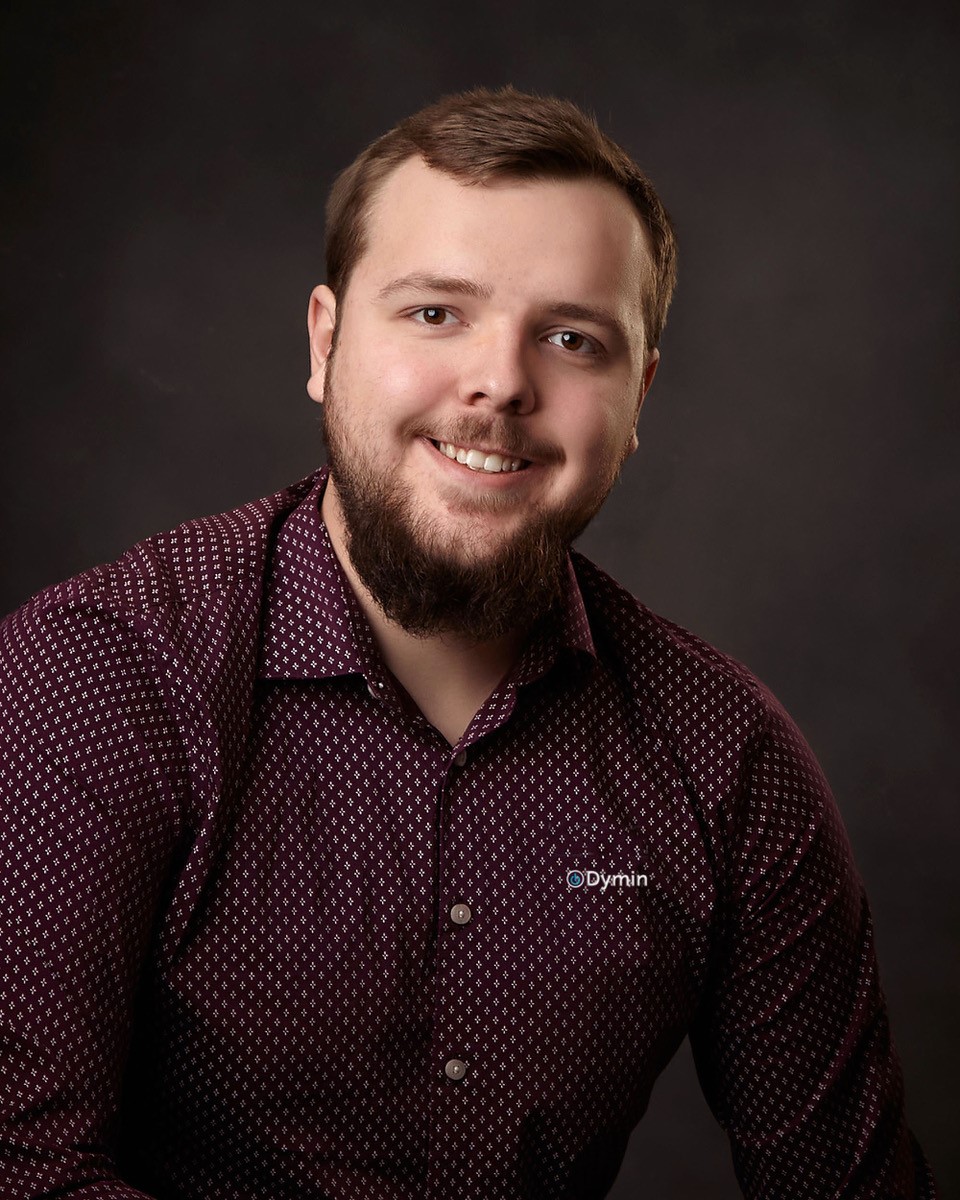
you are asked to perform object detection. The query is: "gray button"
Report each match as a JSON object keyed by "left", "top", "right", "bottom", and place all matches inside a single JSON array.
[
  {"left": 450, "top": 903, "right": 472, "bottom": 926},
  {"left": 453, "top": 750, "right": 468, "bottom": 767},
  {"left": 444, "top": 1058, "right": 468, "bottom": 1080}
]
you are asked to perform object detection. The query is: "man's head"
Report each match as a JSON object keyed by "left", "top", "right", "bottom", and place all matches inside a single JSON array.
[{"left": 306, "top": 88, "right": 677, "bottom": 641}]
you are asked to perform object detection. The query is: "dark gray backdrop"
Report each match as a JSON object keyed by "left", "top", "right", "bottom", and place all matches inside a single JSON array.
[{"left": 2, "top": 1, "right": 956, "bottom": 1194}]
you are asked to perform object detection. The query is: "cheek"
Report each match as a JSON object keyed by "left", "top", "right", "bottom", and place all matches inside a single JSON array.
[
  {"left": 350, "top": 338, "right": 453, "bottom": 405},
  {"left": 563, "top": 404, "right": 630, "bottom": 468}
]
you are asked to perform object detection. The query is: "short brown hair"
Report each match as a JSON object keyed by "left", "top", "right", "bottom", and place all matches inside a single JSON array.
[{"left": 324, "top": 87, "right": 678, "bottom": 350}]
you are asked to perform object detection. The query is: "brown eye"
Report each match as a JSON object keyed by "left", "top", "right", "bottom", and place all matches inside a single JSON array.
[
  {"left": 547, "top": 329, "right": 598, "bottom": 355},
  {"left": 418, "top": 307, "right": 449, "bottom": 325}
]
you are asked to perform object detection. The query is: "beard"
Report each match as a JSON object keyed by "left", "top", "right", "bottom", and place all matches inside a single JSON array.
[{"left": 319, "top": 365, "right": 629, "bottom": 642}]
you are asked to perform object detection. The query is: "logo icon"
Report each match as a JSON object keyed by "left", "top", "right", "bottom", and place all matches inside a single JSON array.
[{"left": 566, "top": 870, "right": 585, "bottom": 888}]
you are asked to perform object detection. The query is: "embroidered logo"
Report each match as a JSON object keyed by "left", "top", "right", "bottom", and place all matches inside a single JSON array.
[{"left": 566, "top": 868, "right": 649, "bottom": 891}]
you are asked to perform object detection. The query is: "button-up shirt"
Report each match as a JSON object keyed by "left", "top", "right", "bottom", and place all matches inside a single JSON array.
[{"left": 0, "top": 468, "right": 938, "bottom": 1199}]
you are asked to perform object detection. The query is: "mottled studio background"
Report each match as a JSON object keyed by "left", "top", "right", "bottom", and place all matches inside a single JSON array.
[{"left": 1, "top": 0, "right": 957, "bottom": 1194}]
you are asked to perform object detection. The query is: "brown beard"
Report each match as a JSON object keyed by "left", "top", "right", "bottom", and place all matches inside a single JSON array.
[{"left": 319, "top": 367, "right": 623, "bottom": 642}]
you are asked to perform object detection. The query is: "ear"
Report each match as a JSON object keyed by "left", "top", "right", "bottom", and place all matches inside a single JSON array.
[
  {"left": 627, "top": 348, "right": 660, "bottom": 454},
  {"left": 306, "top": 284, "right": 337, "bottom": 404}
]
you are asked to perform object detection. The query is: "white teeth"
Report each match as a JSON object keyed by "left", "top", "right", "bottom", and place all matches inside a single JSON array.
[{"left": 436, "top": 441, "right": 526, "bottom": 473}]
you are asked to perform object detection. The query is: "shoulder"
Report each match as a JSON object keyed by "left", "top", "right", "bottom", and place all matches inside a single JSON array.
[
  {"left": 571, "top": 553, "right": 839, "bottom": 875},
  {"left": 1, "top": 471, "right": 320, "bottom": 723},
  {"left": 0, "top": 472, "right": 321, "bottom": 820},
  {"left": 21, "top": 472, "right": 318, "bottom": 619},
  {"left": 5, "top": 472, "right": 318, "bottom": 638},
  {"left": 571, "top": 550, "right": 777, "bottom": 746}
]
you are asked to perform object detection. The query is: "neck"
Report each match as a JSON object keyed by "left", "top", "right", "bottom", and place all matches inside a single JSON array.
[{"left": 320, "top": 477, "right": 529, "bottom": 745}]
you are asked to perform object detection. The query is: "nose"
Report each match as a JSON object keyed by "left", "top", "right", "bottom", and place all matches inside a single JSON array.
[{"left": 457, "top": 326, "right": 536, "bottom": 415}]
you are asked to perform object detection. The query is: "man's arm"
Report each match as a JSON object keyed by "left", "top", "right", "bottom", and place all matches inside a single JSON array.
[
  {"left": 688, "top": 695, "right": 937, "bottom": 1198},
  {"left": 0, "top": 599, "right": 185, "bottom": 1198}
]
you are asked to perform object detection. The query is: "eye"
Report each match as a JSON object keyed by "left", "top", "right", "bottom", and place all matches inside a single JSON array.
[
  {"left": 411, "top": 306, "right": 457, "bottom": 326},
  {"left": 546, "top": 329, "right": 601, "bottom": 356}
]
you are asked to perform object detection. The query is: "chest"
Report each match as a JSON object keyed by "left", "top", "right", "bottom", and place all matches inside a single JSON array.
[{"left": 154, "top": 677, "right": 719, "bottom": 1108}]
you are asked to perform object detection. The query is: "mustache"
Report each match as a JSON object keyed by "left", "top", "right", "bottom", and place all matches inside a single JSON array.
[{"left": 411, "top": 417, "right": 563, "bottom": 465}]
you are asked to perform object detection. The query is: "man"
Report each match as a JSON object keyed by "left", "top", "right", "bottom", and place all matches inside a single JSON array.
[{"left": 0, "top": 88, "right": 937, "bottom": 1199}]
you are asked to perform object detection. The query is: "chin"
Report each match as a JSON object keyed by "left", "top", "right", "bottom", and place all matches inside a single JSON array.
[{"left": 437, "top": 513, "right": 529, "bottom": 551}]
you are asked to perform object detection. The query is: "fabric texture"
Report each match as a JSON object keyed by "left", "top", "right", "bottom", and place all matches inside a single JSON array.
[{"left": 0, "top": 468, "right": 938, "bottom": 1199}]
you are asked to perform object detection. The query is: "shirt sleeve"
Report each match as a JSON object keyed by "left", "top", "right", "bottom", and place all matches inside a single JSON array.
[
  {"left": 0, "top": 599, "right": 185, "bottom": 1199},
  {"left": 688, "top": 693, "right": 938, "bottom": 1199}
]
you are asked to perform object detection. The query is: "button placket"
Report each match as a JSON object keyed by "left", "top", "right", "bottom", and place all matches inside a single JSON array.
[
  {"left": 431, "top": 750, "right": 476, "bottom": 1113},
  {"left": 446, "top": 753, "right": 473, "bottom": 924}
]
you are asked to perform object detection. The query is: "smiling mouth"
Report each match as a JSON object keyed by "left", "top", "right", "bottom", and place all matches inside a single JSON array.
[{"left": 430, "top": 439, "right": 530, "bottom": 474}]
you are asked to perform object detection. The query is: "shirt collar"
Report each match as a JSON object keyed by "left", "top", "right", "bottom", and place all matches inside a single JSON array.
[
  {"left": 257, "top": 469, "right": 377, "bottom": 681},
  {"left": 506, "top": 555, "right": 597, "bottom": 688},
  {"left": 257, "top": 466, "right": 597, "bottom": 683}
]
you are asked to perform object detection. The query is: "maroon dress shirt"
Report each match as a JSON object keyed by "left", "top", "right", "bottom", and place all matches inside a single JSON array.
[{"left": 0, "top": 468, "right": 937, "bottom": 1198}]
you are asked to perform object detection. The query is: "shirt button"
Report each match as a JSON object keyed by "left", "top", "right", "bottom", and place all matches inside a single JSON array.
[
  {"left": 367, "top": 680, "right": 383, "bottom": 699},
  {"left": 444, "top": 1058, "right": 468, "bottom": 1081},
  {"left": 449, "top": 902, "right": 472, "bottom": 925},
  {"left": 453, "top": 749, "right": 468, "bottom": 767}
]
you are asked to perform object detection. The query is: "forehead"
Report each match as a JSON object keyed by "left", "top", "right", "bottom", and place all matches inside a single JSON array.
[{"left": 356, "top": 156, "right": 651, "bottom": 327}]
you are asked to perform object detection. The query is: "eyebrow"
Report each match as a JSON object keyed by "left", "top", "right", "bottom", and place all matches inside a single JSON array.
[
  {"left": 376, "top": 273, "right": 633, "bottom": 347},
  {"left": 376, "top": 273, "right": 493, "bottom": 301}
]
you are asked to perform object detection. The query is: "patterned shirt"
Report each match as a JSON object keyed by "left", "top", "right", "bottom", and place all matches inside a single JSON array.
[{"left": 0, "top": 468, "right": 937, "bottom": 1200}]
